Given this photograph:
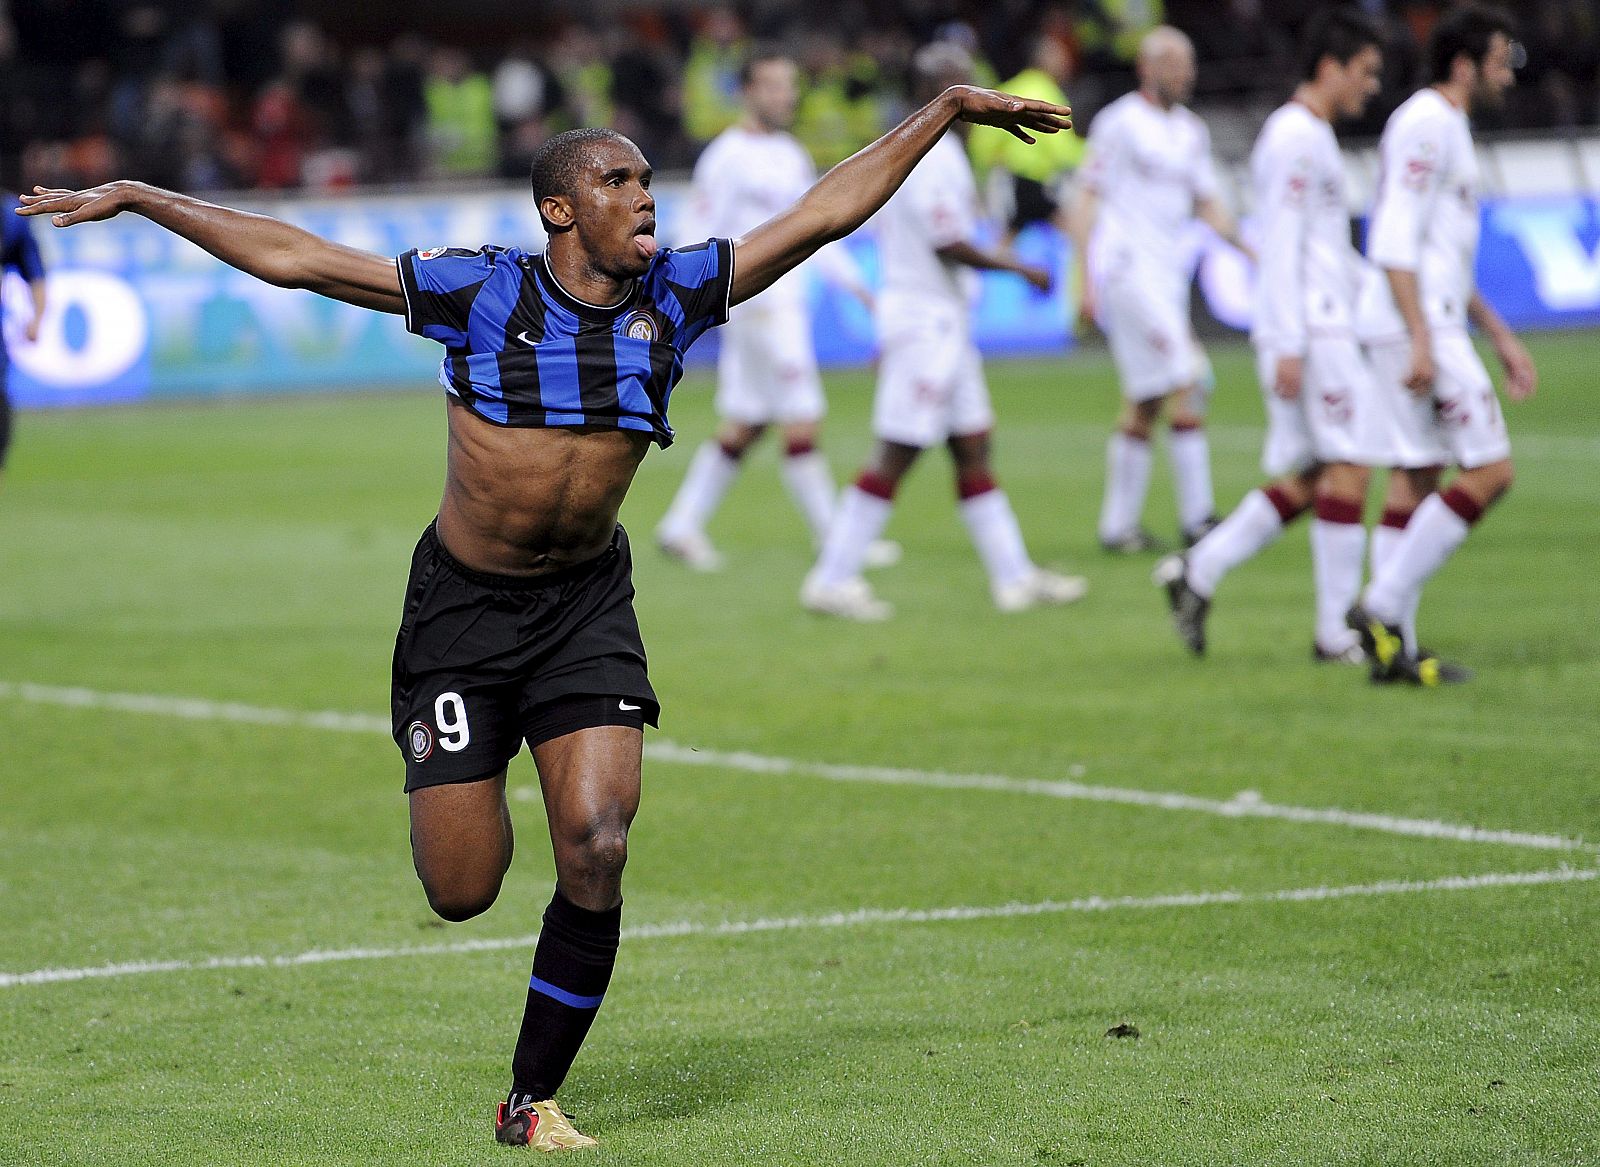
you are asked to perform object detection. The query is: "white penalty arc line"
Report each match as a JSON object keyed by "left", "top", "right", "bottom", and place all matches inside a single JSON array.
[
  {"left": 4, "top": 681, "right": 1592, "bottom": 855},
  {"left": 3, "top": 867, "right": 1594, "bottom": 990}
]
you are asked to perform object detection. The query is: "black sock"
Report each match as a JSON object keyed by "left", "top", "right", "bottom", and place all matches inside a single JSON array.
[{"left": 509, "top": 887, "right": 621, "bottom": 1101}]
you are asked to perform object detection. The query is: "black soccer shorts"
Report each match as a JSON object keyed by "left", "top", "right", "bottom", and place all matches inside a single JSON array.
[{"left": 390, "top": 521, "right": 659, "bottom": 792}]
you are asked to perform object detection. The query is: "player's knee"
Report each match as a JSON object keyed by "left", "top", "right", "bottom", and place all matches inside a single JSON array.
[
  {"left": 783, "top": 422, "right": 820, "bottom": 453},
  {"left": 1458, "top": 458, "right": 1513, "bottom": 501},
  {"left": 564, "top": 819, "right": 630, "bottom": 886},
  {"left": 717, "top": 423, "right": 762, "bottom": 456},
  {"left": 420, "top": 873, "right": 503, "bottom": 923},
  {"left": 1472, "top": 457, "right": 1510, "bottom": 493}
]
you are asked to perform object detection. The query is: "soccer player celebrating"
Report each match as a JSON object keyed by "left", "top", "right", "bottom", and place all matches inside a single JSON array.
[
  {"left": 1067, "top": 26, "right": 1248, "bottom": 554},
  {"left": 1156, "top": 9, "right": 1387, "bottom": 660},
  {"left": 19, "top": 82, "right": 1070, "bottom": 1149},
  {"left": 1350, "top": 4, "right": 1536, "bottom": 685},
  {"left": 801, "top": 43, "right": 1087, "bottom": 621},
  {"left": 655, "top": 47, "right": 889, "bottom": 572},
  {"left": 0, "top": 190, "right": 47, "bottom": 489}
]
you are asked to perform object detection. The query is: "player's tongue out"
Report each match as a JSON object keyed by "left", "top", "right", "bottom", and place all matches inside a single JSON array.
[{"left": 634, "top": 233, "right": 658, "bottom": 260}]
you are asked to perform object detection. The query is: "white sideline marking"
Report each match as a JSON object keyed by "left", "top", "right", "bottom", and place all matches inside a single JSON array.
[
  {"left": 2, "top": 867, "right": 1592, "bottom": 990},
  {"left": 4, "top": 681, "right": 1592, "bottom": 854}
]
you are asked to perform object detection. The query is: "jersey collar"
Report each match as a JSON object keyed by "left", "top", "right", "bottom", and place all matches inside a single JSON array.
[{"left": 535, "top": 253, "right": 639, "bottom": 320}]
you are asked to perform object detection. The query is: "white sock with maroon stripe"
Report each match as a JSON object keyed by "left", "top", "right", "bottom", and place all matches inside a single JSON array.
[
  {"left": 1099, "top": 431, "right": 1152, "bottom": 543},
  {"left": 810, "top": 474, "right": 894, "bottom": 588},
  {"left": 779, "top": 444, "right": 837, "bottom": 544},
  {"left": 1363, "top": 488, "right": 1480, "bottom": 626},
  {"left": 1310, "top": 496, "right": 1366, "bottom": 653},
  {"left": 1370, "top": 509, "right": 1420, "bottom": 655},
  {"left": 1185, "top": 486, "right": 1303, "bottom": 599},
  {"left": 658, "top": 441, "right": 739, "bottom": 542},
  {"left": 958, "top": 475, "right": 1034, "bottom": 589},
  {"left": 1168, "top": 422, "right": 1215, "bottom": 535}
]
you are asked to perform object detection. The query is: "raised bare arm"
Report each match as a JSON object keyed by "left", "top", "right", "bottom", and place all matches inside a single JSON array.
[
  {"left": 17, "top": 182, "right": 405, "bottom": 314},
  {"left": 730, "top": 86, "right": 1070, "bottom": 305}
]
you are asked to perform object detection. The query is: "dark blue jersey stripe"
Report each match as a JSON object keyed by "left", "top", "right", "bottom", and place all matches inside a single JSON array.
[{"left": 397, "top": 239, "right": 734, "bottom": 446}]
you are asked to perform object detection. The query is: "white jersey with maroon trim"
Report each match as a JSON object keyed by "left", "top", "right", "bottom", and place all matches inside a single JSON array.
[
  {"left": 875, "top": 131, "right": 981, "bottom": 316},
  {"left": 691, "top": 125, "right": 818, "bottom": 311},
  {"left": 1249, "top": 101, "right": 1364, "bottom": 354},
  {"left": 1080, "top": 90, "right": 1220, "bottom": 281},
  {"left": 1361, "top": 87, "right": 1481, "bottom": 340}
]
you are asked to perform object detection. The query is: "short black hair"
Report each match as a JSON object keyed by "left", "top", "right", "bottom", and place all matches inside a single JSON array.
[
  {"left": 529, "top": 127, "right": 632, "bottom": 228},
  {"left": 1427, "top": 4, "right": 1517, "bottom": 84},
  {"left": 1299, "top": 6, "right": 1385, "bottom": 81},
  {"left": 739, "top": 44, "right": 792, "bottom": 87}
]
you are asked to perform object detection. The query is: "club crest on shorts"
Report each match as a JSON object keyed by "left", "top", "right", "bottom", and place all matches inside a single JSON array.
[
  {"left": 408, "top": 721, "right": 434, "bottom": 761},
  {"left": 417, "top": 247, "right": 449, "bottom": 260},
  {"left": 622, "top": 310, "right": 658, "bottom": 342}
]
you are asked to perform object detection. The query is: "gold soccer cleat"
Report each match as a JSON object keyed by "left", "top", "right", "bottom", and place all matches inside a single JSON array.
[{"left": 494, "top": 1096, "right": 598, "bottom": 1151}]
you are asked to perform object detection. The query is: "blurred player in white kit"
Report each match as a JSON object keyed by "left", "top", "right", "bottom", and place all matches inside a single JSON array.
[
  {"left": 656, "top": 47, "right": 886, "bottom": 572},
  {"left": 1068, "top": 26, "right": 1248, "bottom": 553},
  {"left": 801, "top": 43, "right": 1086, "bottom": 621},
  {"left": 1157, "top": 8, "right": 1387, "bottom": 661},
  {"left": 1350, "top": 4, "right": 1536, "bottom": 684}
]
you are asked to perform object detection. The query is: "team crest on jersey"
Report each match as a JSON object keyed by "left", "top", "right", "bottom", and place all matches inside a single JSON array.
[
  {"left": 622, "top": 310, "right": 658, "bottom": 342},
  {"left": 408, "top": 721, "right": 434, "bottom": 761},
  {"left": 418, "top": 247, "right": 449, "bottom": 260}
]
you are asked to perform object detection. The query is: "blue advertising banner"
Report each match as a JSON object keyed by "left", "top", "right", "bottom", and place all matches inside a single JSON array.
[{"left": 4, "top": 186, "right": 1595, "bottom": 409}]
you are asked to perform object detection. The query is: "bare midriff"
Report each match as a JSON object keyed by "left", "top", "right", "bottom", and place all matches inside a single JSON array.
[{"left": 435, "top": 397, "right": 652, "bottom": 576}]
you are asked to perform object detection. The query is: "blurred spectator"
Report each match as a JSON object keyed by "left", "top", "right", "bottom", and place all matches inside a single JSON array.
[
  {"left": 550, "top": 26, "right": 615, "bottom": 134},
  {"left": 424, "top": 47, "right": 496, "bottom": 178},
  {"left": 682, "top": 7, "right": 747, "bottom": 143},
  {"left": 969, "top": 30, "right": 1085, "bottom": 242},
  {"left": 492, "top": 45, "right": 559, "bottom": 181},
  {"left": 793, "top": 31, "right": 886, "bottom": 168}
]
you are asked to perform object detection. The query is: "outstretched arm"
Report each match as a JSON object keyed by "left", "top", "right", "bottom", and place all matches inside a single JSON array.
[
  {"left": 17, "top": 182, "right": 405, "bottom": 314},
  {"left": 939, "top": 240, "right": 1052, "bottom": 292},
  {"left": 730, "top": 86, "right": 1069, "bottom": 306}
]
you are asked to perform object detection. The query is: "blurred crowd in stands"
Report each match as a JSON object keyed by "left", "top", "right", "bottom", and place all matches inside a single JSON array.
[{"left": 7, "top": 0, "right": 1600, "bottom": 195}]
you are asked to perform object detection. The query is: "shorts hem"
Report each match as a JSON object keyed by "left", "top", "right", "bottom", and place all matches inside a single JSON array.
[{"left": 403, "top": 761, "right": 516, "bottom": 794}]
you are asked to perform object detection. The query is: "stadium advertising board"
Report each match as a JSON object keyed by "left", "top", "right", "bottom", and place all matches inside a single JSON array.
[{"left": 7, "top": 187, "right": 1600, "bottom": 408}]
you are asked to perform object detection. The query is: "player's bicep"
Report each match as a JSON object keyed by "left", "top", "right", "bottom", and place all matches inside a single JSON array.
[
  {"left": 730, "top": 204, "right": 827, "bottom": 306},
  {"left": 301, "top": 242, "right": 406, "bottom": 314}
]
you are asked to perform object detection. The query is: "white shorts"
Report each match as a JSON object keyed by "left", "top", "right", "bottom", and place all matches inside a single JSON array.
[
  {"left": 1256, "top": 335, "right": 1390, "bottom": 477},
  {"left": 1365, "top": 329, "right": 1510, "bottom": 470},
  {"left": 1097, "top": 265, "right": 1207, "bottom": 402},
  {"left": 873, "top": 308, "right": 994, "bottom": 449},
  {"left": 714, "top": 304, "right": 825, "bottom": 425}
]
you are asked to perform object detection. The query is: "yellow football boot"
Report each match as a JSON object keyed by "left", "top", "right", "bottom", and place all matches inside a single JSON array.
[{"left": 494, "top": 1096, "right": 598, "bottom": 1151}]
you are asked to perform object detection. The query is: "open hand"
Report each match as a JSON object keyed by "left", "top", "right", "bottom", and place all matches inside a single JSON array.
[
  {"left": 17, "top": 182, "right": 141, "bottom": 228},
  {"left": 1021, "top": 263, "right": 1053, "bottom": 294},
  {"left": 951, "top": 86, "right": 1071, "bottom": 143},
  {"left": 1273, "top": 355, "right": 1304, "bottom": 401},
  {"left": 1495, "top": 333, "right": 1537, "bottom": 402},
  {"left": 1076, "top": 279, "right": 1098, "bottom": 331},
  {"left": 1404, "top": 337, "right": 1435, "bottom": 397}
]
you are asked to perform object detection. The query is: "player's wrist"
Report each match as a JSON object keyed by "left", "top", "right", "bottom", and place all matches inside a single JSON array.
[
  {"left": 938, "top": 86, "right": 969, "bottom": 123},
  {"left": 112, "top": 180, "right": 159, "bottom": 216}
]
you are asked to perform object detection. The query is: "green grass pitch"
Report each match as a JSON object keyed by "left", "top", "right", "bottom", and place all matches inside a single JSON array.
[{"left": 1, "top": 334, "right": 1596, "bottom": 1165}]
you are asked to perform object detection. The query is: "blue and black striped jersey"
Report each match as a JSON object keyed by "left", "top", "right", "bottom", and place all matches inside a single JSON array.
[
  {"left": 1, "top": 194, "right": 45, "bottom": 367},
  {"left": 396, "top": 239, "right": 734, "bottom": 447}
]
